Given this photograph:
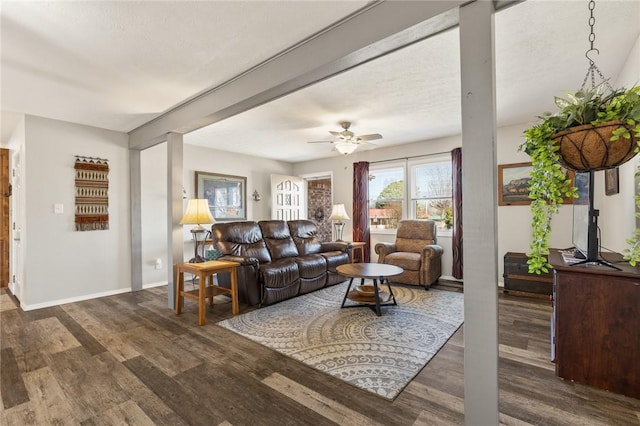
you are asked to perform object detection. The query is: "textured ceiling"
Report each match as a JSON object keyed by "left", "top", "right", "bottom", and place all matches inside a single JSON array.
[
  {"left": 2, "top": 1, "right": 639, "bottom": 163},
  {"left": 1, "top": 0, "right": 368, "bottom": 135}
]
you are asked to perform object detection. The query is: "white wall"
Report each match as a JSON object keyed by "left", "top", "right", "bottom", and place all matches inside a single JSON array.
[
  {"left": 22, "top": 115, "right": 130, "bottom": 309},
  {"left": 599, "top": 33, "right": 640, "bottom": 253}
]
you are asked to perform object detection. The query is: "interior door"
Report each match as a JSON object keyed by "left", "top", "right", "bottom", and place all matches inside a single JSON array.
[{"left": 270, "top": 174, "right": 305, "bottom": 220}]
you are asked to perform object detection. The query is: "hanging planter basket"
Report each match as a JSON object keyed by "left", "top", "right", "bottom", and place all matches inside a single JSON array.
[{"left": 552, "top": 120, "right": 637, "bottom": 172}]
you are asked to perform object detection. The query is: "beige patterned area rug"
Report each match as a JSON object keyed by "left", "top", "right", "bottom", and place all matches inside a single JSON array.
[{"left": 218, "top": 281, "right": 464, "bottom": 400}]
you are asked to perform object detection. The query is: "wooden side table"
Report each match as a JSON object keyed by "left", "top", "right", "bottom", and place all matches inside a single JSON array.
[
  {"left": 348, "top": 241, "right": 366, "bottom": 263},
  {"left": 175, "top": 260, "right": 239, "bottom": 325}
]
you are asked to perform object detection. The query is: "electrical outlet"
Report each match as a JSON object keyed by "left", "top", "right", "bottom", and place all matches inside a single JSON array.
[{"left": 154, "top": 258, "right": 162, "bottom": 269}]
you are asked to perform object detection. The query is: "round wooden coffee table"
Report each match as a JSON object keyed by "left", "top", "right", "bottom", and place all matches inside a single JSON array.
[{"left": 336, "top": 263, "right": 403, "bottom": 316}]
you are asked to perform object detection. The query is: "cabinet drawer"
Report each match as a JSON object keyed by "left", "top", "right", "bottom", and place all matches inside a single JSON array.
[
  {"left": 504, "top": 275, "right": 552, "bottom": 295},
  {"left": 504, "top": 252, "right": 553, "bottom": 295}
]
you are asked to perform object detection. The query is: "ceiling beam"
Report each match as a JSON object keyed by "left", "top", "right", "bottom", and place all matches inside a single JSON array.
[{"left": 128, "top": 0, "right": 469, "bottom": 150}]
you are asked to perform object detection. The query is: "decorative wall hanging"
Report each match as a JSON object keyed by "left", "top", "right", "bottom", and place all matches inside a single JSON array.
[{"left": 74, "top": 156, "right": 109, "bottom": 231}]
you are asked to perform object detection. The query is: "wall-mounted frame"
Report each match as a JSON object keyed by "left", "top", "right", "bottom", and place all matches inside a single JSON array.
[
  {"left": 605, "top": 167, "right": 619, "bottom": 195},
  {"left": 195, "top": 171, "right": 246, "bottom": 221},
  {"left": 498, "top": 162, "right": 574, "bottom": 206}
]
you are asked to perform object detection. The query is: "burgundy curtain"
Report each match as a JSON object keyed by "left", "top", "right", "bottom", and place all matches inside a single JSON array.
[
  {"left": 452, "top": 148, "right": 463, "bottom": 279},
  {"left": 352, "top": 161, "right": 371, "bottom": 262}
]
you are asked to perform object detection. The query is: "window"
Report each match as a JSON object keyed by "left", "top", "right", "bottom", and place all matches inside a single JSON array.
[
  {"left": 368, "top": 165, "right": 404, "bottom": 231},
  {"left": 368, "top": 156, "right": 453, "bottom": 232},
  {"left": 410, "top": 159, "right": 452, "bottom": 231}
]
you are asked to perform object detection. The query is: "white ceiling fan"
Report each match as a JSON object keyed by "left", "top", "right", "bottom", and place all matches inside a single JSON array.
[{"left": 307, "top": 121, "right": 383, "bottom": 155}]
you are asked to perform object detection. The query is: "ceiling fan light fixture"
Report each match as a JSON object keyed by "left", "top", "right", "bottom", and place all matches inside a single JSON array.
[{"left": 335, "top": 141, "right": 358, "bottom": 155}]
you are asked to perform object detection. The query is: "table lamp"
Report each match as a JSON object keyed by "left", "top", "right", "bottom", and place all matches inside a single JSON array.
[
  {"left": 329, "top": 203, "right": 350, "bottom": 241},
  {"left": 180, "top": 198, "right": 215, "bottom": 263}
]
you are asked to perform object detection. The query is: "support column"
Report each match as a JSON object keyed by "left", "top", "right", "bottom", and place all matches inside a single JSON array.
[
  {"left": 167, "top": 132, "right": 184, "bottom": 309},
  {"left": 459, "top": 1, "right": 499, "bottom": 424},
  {"left": 129, "top": 149, "right": 142, "bottom": 292}
]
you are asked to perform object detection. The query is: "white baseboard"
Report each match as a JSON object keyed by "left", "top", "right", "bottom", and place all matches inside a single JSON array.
[
  {"left": 440, "top": 275, "right": 463, "bottom": 282},
  {"left": 20, "top": 282, "right": 168, "bottom": 311},
  {"left": 21, "top": 287, "right": 132, "bottom": 311},
  {"left": 143, "top": 281, "right": 168, "bottom": 289}
]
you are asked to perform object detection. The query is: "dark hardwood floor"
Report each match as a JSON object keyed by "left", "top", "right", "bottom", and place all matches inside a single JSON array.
[{"left": 1, "top": 284, "right": 639, "bottom": 425}]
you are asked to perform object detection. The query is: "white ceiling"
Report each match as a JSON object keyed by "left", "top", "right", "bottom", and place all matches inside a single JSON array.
[{"left": 2, "top": 1, "right": 639, "bottom": 163}]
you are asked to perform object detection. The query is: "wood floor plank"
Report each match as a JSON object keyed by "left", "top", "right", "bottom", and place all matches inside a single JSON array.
[
  {"left": 0, "top": 292, "right": 18, "bottom": 312},
  {"left": 500, "top": 386, "right": 614, "bottom": 426},
  {"left": 122, "top": 326, "right": 202, "bottom": 376},
  {"left": 107, "top": 354, "right": 188, "bottom": 425},
  {"left": 47, "top": 347, "right": 130, "bottom": 423},
  {"left": 30, "top": 316, "right": 81, "bottom": 355},
  {"left": 123, "top": 355, "right": 225, "bottom": 426},
  {"left": 80, "top": 399, "right": 156, "bottom": 426},
  {"left": 61, "top": 303, "right": 141, "bottom": 362},
  {"left": 263, "top": 372, "right": 384, "bottom": 426},
  {"left": 53, "top": 309, "right": 107, "bottom": 356},
  {"left": 498, "top": 343, "right": 555, "bottom": 371},
  {"left": 403, "top": 381, "right": 464, "bottom": 417},
  {"left": 498, "top": 412, "right": 534, "bottom": 426},
  {"left": 176, "top": 358, "right": 338, "bottom": 426},
  {"left": 412, "top": 408, "right": 462, "bottom": 426},
  {"left": 21, "top": 366, "right": 77, "bottom": 425},
  {"left": 0, "top": 347, "right": 29, "bottom": 409}
]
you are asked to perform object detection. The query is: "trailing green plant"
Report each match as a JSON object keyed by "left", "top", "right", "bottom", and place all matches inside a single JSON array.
[{"left": 520, "top": 83, "right": 640, "bottom": 273}]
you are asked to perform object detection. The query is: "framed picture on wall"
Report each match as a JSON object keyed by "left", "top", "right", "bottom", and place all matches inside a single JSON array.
[
  {"left": 498, "top": 162, "right": 574, "bottom": 206},
  {"left": 195, "top": 171, "right": 246, "bottom": 221},
  {"left": 605, "top": 168, "right": 619, "bottom": 195}
]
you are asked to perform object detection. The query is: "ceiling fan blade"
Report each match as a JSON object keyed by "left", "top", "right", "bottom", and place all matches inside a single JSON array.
[
  {"left": 329, "top": 131, "right": 341, "bottom": 137},
  {"left": 357, "top": 133, "right": 383, "bottom": 141},
  {"left": 307, "top": 140, "right": 334, "bottom": 144},
  {"left": 360, "top": 141, "right": 378, "bottom": 146}
]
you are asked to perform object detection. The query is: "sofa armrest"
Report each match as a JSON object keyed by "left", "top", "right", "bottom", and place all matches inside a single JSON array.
[
  {"left": 420, "top": 244, "right": 443, "bottom": 286},
  {"left": 216, "top": 255, "right": 260, "bottom": 306},
  {"left": 320, "top": 241, "right": 350, "bottom": 253},
  {"left": 421, "top": 244, "right": 444, "bottom": 259},
  {"left": 375, "top": 242, "right": 397, "bottom": 263},
  {"left": 218, "top": 255, "right": 259, "bottom": 267}
]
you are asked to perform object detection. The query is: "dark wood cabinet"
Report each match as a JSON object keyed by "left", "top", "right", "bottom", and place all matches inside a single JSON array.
[
  {"left": 549, "top": 249, "right": 640, "bottom": 399},
  {"left": 503, "top": 252, "right": 553, "bottom": 296}
]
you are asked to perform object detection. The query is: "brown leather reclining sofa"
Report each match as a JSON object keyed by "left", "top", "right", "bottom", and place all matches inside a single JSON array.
[{"left": 211, "top": 219, "right": 350, "bottom": 306}]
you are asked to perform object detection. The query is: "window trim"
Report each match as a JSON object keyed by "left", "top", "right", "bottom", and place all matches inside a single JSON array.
[
  {"left": 369, "top": 161, "right": 406, "bottom": 234},
  {"left": 408, "top": 155, "right": 452, "bottom": 223},
  {"left": 368, "top": 155, "right": 453, "bottom": 234}
]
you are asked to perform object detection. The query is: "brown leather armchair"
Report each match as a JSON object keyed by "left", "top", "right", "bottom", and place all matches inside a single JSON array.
[{"left": 374, "top": 219, "right": 443, "bottom": 288}]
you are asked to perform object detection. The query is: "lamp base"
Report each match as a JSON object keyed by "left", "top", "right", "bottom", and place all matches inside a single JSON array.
[
  {"left": 188, "top": 255, "right": 206, "bottom": 263},
  {"left": 334, "top": 221, "right": 345, "bottom": 242}
]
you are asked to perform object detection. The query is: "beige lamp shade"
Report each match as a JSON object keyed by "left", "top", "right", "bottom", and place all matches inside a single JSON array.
[
  {"left": 329, "top": 203, "right": 349, "bottom": 241},
  {"left": 329, "top": 204, "right": 350, "bottom": 221},
  {"left": 180, "top": 199, "right": 215, "bottom": 225}
]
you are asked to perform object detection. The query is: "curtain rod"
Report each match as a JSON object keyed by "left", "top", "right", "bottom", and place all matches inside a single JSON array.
[{"left": 369, "top": 149, "right": 455, "bottom": 165}]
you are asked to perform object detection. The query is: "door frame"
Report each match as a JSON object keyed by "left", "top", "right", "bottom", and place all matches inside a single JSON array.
[
  {"left": 299, "top": 171, "right": 334, "bottom": 238},
  {"left": 1, "top": 149, "right": 9, "bottom": 287}
]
